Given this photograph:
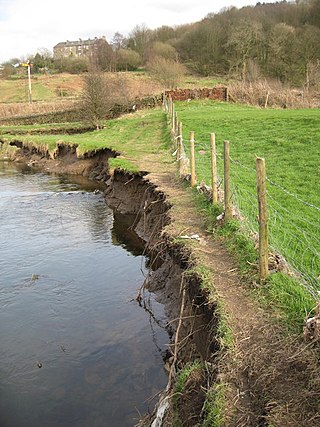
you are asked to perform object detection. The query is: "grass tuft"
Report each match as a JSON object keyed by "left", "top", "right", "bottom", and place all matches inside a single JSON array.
[
  {"left": 174, "top": 360, "right": 203, "bottom": 395},
  {"left": 203, "top": 383, "right": 226, "bottom": 427},
  {"left": 259, "top": 272, "right": 316, "bottom": 333},
  {"left": 108, "top": 158, "right": 140, "bottom": 174}
]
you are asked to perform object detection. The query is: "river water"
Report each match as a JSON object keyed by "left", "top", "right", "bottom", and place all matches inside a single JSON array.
[{"left": 0, "top": 162, "right": 168, "bottom": 427}]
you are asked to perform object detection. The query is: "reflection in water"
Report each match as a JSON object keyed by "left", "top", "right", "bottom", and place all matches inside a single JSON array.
[
  {"left": 0, "top": 163, "right": 168, "bottom": 427},
  {"left": 112, "top": 212, "right": 145, "bottom": 256}
]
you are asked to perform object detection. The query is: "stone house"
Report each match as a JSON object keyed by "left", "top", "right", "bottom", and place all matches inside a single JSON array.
[{"left": 53, "top": 37, "right": 106, "bottom": 59}]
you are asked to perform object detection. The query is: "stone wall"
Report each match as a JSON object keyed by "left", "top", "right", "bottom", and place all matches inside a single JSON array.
[{"left": 165, "top": 86, "right": 227, "bottom": 101}]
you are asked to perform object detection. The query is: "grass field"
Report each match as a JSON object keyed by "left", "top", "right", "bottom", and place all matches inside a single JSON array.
[{"left": 174, "top": 100, "right": 320, "bottom": 297}]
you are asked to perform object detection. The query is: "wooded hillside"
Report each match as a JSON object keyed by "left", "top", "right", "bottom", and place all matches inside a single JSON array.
[{"left": 132, "top": 0, "right": 320, "bottom": 87}]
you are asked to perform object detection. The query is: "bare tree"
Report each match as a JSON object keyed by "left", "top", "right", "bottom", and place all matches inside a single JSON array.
[
  {"left": 147, "top": 56, "right": 186, "bottom": 89},
  {"left": 127, "top": 24, "right": 151, "bottom": 58},
  {"left": 81, "top": 71, "right": 112, "bottom": 129},
  {"left": 226, "top": 20, "right": 263, "bottom": 81},
  {"left": 81, "top": 71, "right": 131, "bottom": 129},
  {"left": 111, "top": 32, "right": 127, "bottom": 51}
]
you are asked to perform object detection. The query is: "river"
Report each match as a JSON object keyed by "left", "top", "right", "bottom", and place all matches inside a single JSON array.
[{"left": 0, "top": 162, "right": 168, "bottom": 427}]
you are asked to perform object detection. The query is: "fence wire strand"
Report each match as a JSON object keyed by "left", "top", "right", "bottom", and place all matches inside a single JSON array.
[{"left": 164, "top": 97, "right": 320, "bottom": 298}]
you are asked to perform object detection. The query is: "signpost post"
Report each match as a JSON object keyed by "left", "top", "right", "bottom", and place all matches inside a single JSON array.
[{"left": 21, "top": 61, "right": 32, "bottom": 103}]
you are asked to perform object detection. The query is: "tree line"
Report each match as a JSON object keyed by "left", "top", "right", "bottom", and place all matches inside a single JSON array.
[
  {"left": 174, "top": 0, "right": 320, "bottom": 87},
  {"left": 2, "top": 0, "right": 320, "bottom": 88}
]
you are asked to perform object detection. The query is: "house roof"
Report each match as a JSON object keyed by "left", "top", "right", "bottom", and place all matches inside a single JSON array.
[{"left": 53, "top": 38, "right": 100, "bottom": 49}]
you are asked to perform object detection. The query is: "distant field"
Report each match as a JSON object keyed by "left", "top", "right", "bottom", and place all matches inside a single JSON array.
[
  {"left": 0, "top": 71, "right": 167, "bottom": 105},
  {"left": 0, "top": 73, "right": 83, "bottom": 103},
  {"left": 0, "top": 71, "right": 226, "bottom": 105},
  {"left": 175, "top": 100, "right": 320, "bottom": 295}
]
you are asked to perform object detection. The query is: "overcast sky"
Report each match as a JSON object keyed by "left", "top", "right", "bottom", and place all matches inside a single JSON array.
[{"left": 0, "top": 0, "right": 278, "bottom": 63}]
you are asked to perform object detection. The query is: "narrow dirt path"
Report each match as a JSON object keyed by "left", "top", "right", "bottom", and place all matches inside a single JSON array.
[{"left": 142, "top": 163, "right": 320, "bottom": 426}]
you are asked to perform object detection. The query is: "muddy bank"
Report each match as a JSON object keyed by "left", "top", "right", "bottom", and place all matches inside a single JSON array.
[
  {"left": 105, "top": 170, "right": 222, "bottom": 426},
  {"left": 105, "top": 170, "right": 219, "bottom": 357},
  {"left": 104, "top": 169, "right": 320, "bottom": 427}
]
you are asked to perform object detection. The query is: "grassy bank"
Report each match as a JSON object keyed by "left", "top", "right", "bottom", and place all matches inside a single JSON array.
[
  {"left": 0, "top": 109, "right": 172, "bottom": 171},
  {"left": 174, "top": 100, "right": 320, "bottom": 298},
  {"left": 2, "top": 103, "right": 318, "bottom": 319}
]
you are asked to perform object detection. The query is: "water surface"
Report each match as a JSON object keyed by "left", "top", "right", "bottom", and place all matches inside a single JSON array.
[{"left": 0, "top": 162, "right": 168, "bottom": 427}]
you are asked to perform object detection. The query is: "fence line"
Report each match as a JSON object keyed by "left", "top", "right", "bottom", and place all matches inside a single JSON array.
[{"left": 163, "top": 94, "right": 320, "bottom": 298}]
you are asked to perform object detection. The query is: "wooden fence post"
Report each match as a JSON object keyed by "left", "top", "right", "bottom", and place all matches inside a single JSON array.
[
  {"left": 172, "top": 104, "right": 175, "bottom": 135},
  {"left": 175, "top": 112, "right": 179, "bottom": 137},
  {"left": 256, "top": 157, "right": 269, "bottom": 281},
  {"left": 224, "top": 140, "right": 232, "bottom": 221},
  {"left": 177, "top": 121, "right": 182, "bottom": 161},
  {"left": 210, "top": 133, "right": 218, "bottom": 203},
  {"left": 225, "top": 87, "right": 229, "bottom": 102},
  {"left": 178, "top": 122, "right": 185, "bottom": 177},
  {"left": 168, "top": 96, "right": 172, "bottom": 119},
  {"left": 190, "top": 131, "right": 196, "bottom": 187}
]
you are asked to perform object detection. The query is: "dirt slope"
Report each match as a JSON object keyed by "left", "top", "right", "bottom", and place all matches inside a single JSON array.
[{"left": 136, "top": 162, "right": 320, "bottom": 426}]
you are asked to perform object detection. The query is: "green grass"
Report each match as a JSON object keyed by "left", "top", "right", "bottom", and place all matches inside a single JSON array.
[
  {"left": 190, "top": 188, "right": 316, "bottom": 331},
  {"left": 0, "top": 122, "right": 88, "bottom": 134},
  {"left": 174, "top": 360, "right": 203, "bottom": 395},
  {"left": 0, "top": 109, "right": 173, "bottom": 170},
  {"left": 0, "top": 77, "right": 56, "bottom": 102},
  {"left": 203, "top": 383, "right": 226, "bottom": 427},
  {"left": 262, "top": 273, "right": 316, "bottom": 332},
  {"left": 108, "top": 158, "right": 140, "bottom": 174},
  {"left": 175, "top": 100, "right": 320, "bottom": 297},
  {"left": 218, "top": 220, "right": 316, "bottom": 331}
]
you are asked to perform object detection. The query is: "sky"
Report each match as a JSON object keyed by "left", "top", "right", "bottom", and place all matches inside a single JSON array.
[{"left": 0, "top": 0, "right": 278, "bottom": 63}]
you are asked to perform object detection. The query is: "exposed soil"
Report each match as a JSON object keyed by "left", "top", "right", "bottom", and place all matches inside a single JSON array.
[
  {"left": 5, "top": 142, "right": 320, "bottom": 427},
  {"left": 104, "top": 167, "right": 320, "bottom": 426},
  {"left": 8, "top": 141, "right": 118, "bottom": 181}
]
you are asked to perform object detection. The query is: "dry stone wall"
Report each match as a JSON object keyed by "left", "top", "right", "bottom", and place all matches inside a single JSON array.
[{"left": 165, "top": 86, "right": 227, "bottom": 101}]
